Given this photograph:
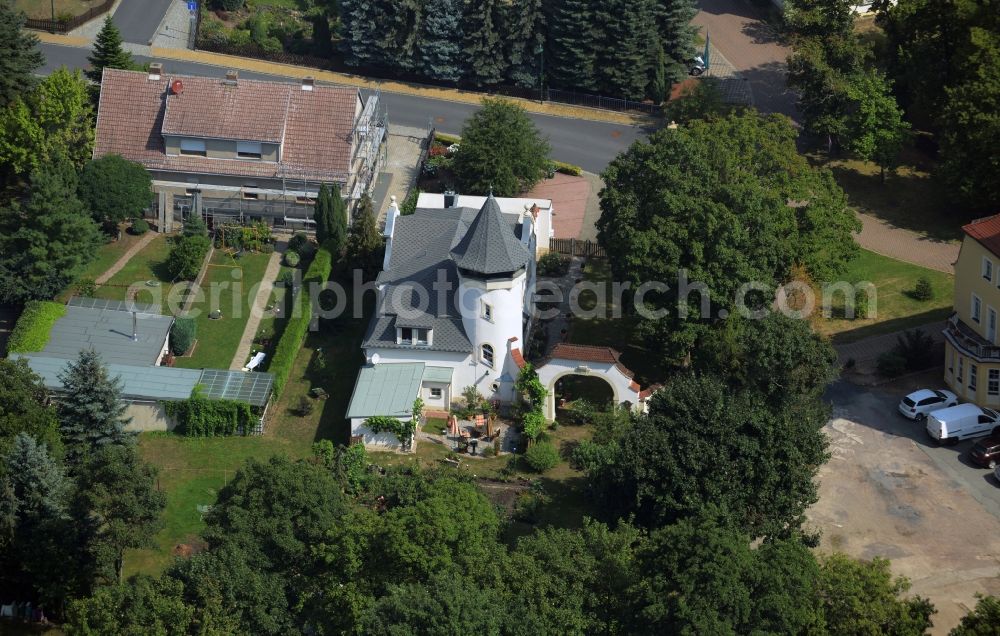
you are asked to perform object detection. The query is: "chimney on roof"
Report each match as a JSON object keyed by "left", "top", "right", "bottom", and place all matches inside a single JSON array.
[
  {"left": 443, "top": 190, "right": 456, "bottom": 208},
  {"left": 148, "top": 63, "right": 162, "bottom": 80},
  {"left": 224, "top": 69, "right": 238, "bottom": 85},
  {"left": 301, "top": 76, "right": 315, "bottom": 91}
]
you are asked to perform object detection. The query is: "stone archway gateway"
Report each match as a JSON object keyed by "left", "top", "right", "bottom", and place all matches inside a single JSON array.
[{"left": 533, "top": 344, "right": 660, "bottom": 421}]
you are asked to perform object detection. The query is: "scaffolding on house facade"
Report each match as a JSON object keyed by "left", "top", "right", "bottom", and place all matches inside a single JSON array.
[{"left": 167, "top": 89, "right": 388, "bottom": 231}]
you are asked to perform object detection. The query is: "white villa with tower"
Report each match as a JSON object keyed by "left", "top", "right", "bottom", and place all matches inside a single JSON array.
[{"left": 346, "top": 191, "right": 657, "bottom": 449}]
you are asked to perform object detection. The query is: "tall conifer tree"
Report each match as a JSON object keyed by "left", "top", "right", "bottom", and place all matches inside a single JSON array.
[
  {"left": 0, "top": 3, "right": 44, "bottom": 107},
  {"left": 86, "top": 18, "right": 135, "bottom": 84}
]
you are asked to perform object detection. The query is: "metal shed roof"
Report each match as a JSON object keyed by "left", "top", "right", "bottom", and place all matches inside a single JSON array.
[
  {"left": 39, "top": 304, "right": 173, "bottom": 366},
  {"left": 422, "top": 366, "right": 453, "bottom": 383},
  {"left": 14, "top": 354, "right": 201, "bottom": 402},
  {"left": 346, "top": 363, "right": 425, "bottom": 420}
]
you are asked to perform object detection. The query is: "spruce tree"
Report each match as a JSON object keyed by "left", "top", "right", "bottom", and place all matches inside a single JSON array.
[
  {"left": 504, "top": 0, "right": 545, "bottom": 89},
  {"left": 346, "top": 195, "right": 383, "bottom": 280},
  {"left": 2, "top": 433, "right": 70, "bottom": 523},
  {"left": 328, "top": 184, "right": 348, "bottom": 257},
  {"left": 656, "top": 0, "right": 698, "bottom": 85},
  {"left": 56, "top": 349, "right": 134, "bottom": 467},
  {"left": 420, "top": 0, "right": 464, "bottom": 82},
  {"left": 86, "top": 17, "right": 135, "bottom": 84},
  {"left": 339, "top": 0, "right": 390, "bottom": 67},
  {"left": 461, "top": 0, "right": 507, "bottom": 86},
  {"left": 545, "top": 0, "right": 598, "bottom": 93},
  {"left": 595, "top": 0, "right": 659, "bottom": 99},
  {"left": 0, "top": 156, "right": 103, "bottom": 303},
  {"left": 0, "top": 2, "right": 43, "bottom": 107},
  {"left": 314, "top": 183, "right": 332, "bottom": 244}
]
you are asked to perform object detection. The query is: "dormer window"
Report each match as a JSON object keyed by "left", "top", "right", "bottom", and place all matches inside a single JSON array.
[
  {"left": 237, "top": 141, "right": 262, "bottom": 159},
  {"left": 482, "top": 302, "right": 493, "bottom": 322},
  {"left": 399, "top": 327, "right": 430, "bottom": 346},
  {"left": 180, "top": 138, "right": 206, "bottom": 157}
]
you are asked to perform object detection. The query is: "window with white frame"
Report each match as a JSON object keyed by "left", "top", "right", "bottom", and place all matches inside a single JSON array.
[
  {"left": 430, "top": 388, "right": 442, "bottom": 399},
  {"left": 985, "top": 257, "right": 994, "bottom": 282},
  {"left": 958, "top": 357, "right": 964, "bottom": 383},
  {"left": 179, "top": 138, "right": 206, "bottom": 156},
  {"left": 237, "top": 141, "right": 262, "bottom": 159},
  {"left": 973, "top": 294, "right": 982, "bottom": 323},
  {"left": 481, "top": 343, "right": 495, "bottom": 367},
  {"left": 399, "top": 327, "right": 429, "bottom": 346},
  {"left": 971, "top": 364, "right": 978, "bottom": 390},
  {"left": 990, "top": 308, "right": 997, "bottom": 343},
  {"left": 990, "top": 369, "right": 1000, "bottom": 396},
  {"left": 482, "top": 302, "right": 493, "bottom": 322}
]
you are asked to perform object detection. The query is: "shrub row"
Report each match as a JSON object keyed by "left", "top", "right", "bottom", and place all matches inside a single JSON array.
[
  {"left": 162, "top": 395, "right": 256, "bottom": 437},
  {"left": 434, "top": 132, "right": 461, "bottom": 146},
  {"left": 7, "top": 301, "right": 67, "bottom": 353},
  {"left": 268, "top": 247, "right": 333, "bottom": 397},
  {"left": 553, "top": 160, "right": 583, "bottom": 176}
]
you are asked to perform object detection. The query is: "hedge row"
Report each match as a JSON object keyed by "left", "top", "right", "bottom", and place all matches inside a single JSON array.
[
  {"left": 434, "top": 132, "right": 461, "bottom": 146},
  {"left": 162, "top": 396, "right": 255, "bottom": 436},
  {"left": 268, "top": 247, "right": 333, "bottom": 397},
  {"left": 553, "top": 160, "right": 583, "bottom": 176},
  {"left": 7, "top": 301, "right": 67, "bottom": 353}
]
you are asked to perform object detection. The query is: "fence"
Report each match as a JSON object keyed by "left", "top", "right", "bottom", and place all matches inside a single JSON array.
[
  {"left": 23, "top": 0, "right": 115, "bottom": 33},
  {"left": 549, "top": 238, "right": 607, "bottom": 258}
]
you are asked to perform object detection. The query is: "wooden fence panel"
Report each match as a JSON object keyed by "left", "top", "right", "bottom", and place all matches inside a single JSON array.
[
  {"left": 24, "top": 0, "right": 115, "bottom": 33},
  {"left": 549, "top": 238, "right": 607, "bottom": 258}
]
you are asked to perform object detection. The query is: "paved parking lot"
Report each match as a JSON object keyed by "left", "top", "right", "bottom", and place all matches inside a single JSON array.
[{"left": 815, "top": 379, "right": 1000, "bottom": 633}]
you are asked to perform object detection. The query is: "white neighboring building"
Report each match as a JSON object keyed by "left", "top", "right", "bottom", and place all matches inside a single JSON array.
[{"left": 346, "top": 193, "right": 541, "bottom": 448}]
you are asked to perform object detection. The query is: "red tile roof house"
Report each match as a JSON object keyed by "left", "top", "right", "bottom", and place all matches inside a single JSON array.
[{"left": 94, "top": 65, "right": 386, "bottom": 232}]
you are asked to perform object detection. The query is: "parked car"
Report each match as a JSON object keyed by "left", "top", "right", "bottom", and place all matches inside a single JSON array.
[
  {"left": 970, "top": 436, "right": 1000, "bottom": 468},
  {"left": 926, "top": 403, "right": 1000, "bottom": 443},
  {"left": 898, "top": 389, "right": 958, "bottom": 420},
  {"left": 689, "top": 56, "right": 706, "bottom": 76}
]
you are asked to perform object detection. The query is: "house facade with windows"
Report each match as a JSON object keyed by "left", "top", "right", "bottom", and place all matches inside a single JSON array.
[
  {"left": 346, "top": 193, "right": 546, "bottom": 448},
  {"left": 94, "top": 66, "right": 385, "bottom": 233},
  {"left": 944, "top": 215, "right": 1000, "bottom": 405}
]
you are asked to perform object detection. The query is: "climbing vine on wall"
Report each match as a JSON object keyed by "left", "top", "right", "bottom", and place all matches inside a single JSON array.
[
  {"left": 365, "top": 415, "right": 415, "bottom": 446},
  {"left": 162, "top": 390, "right": 256, "bottom": 437}
]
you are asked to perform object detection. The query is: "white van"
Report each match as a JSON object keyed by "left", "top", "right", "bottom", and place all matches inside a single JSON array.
[{"left": 926, "top": 404, "right": 1000, "bottom": 443}]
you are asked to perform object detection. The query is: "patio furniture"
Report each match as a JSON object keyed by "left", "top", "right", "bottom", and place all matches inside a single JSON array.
[
  {"left": 310, "top": 387, "right": 329, "bottom": 399},
  {"left": 469, "top": 439, "right": 479, "bottom": 455}
]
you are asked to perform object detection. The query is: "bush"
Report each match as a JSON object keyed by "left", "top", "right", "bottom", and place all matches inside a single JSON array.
[
  {"left": 400, "top": 188, "right": 420, "bottom": 216},
  {"left": 553, "top": 160, "right": 582, "bottom": 176},
  {"left": 269, "top": 248, "right": 333, "bottom": 397},
  {"left": 524, "top": 441, "right": 560, "bottom": 472},
  {"left": 167, "top": 234, "right": 210, "bottom": 280},
  {"left": 296, "top": 396, "right": 313, "bottom": 417},
  {"left": 131, "top": 218, "right": 149, "bottom": 235},
  {"left": 170, "top": 317, "right": 197, "bottom": 356},
  {"left": 854, "top": 288, "right": 870, "bottom": 320},
  {"left": 288, "top": 233, "right": 314, "bottom": 258},
  {"left": 876, "top": 351, "right": 907, "bottom": 378},
  {"left": 7, "top": 301, "right": 66, "bottom": 353},
  {"left": 284, "top": 250, "right": 301, "bottom": 267},
  {"left": 434, "top": 132, "right": 461, "bottom": 146},
  {"left": 210, "top": 0, "right": 243, "bottom": 10},
  {"left": 537, "top": 251, "right": 569, "bottom": 277},
  {"left": 278, "top": 270, "right": 295, "bottom": 288},
  {"left": 78, "top": 154, "right": 152, "bottom": 224},
  {"left": 895, "top": 329, "right": 936, "bottom": 370},
  {"left": 912, "top": 276, "right": 934, "bottom": 301},
  {"left": 162, "top": 394, "right": 255, "bottom": 436}
]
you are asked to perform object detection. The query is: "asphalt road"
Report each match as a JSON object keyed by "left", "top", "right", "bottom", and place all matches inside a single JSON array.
[
  {"left": 111, "top": 0, "right": 175, "bottom": 45},
  {"left": 38, "top": 42, "right": 648, "bottom": 174}
]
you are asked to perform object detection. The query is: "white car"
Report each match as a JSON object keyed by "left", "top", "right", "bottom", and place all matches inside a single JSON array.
[{"left": 898, "top": 389, "right": 958, "bottom": 420}]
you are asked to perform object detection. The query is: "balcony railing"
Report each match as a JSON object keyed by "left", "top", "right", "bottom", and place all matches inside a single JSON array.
[{"left": 946, "top": 313, "right": 1000, "bottom": 361}]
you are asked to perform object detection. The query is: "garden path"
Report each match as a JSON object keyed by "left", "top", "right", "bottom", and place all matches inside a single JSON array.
[
  {"left": 855, "top": 212, "right": 959, "bottom": 274},
  {"left": 94, "top": 231, "right": 156, "bottom": 285},
  {"left": 834, "top": 319, "right": 947, "bottom": 384},
  {"left": 228, "top": 238, "right": 286, "bottom": 370}
]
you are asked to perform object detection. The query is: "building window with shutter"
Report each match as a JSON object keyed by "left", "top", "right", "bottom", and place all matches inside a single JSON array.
[
  {"left": 180, "top": 138, "right": 207, "bottom": 156},
  {"left": 237, "top": 141, "right": 262, "bottom": 159}
]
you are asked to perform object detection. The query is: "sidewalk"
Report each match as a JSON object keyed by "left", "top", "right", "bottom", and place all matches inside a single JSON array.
[
  {"left": 229, "top": 239, "right": 286, "bottom": 370},
  {"left": 855, "top": 213, "right": 958, "bottom": 274},
  {"left": 94, "top": 231, "right": 156, "bottom": 284},
  {"left": 835, "top": 320, "right": 947, "bottom": 384}
]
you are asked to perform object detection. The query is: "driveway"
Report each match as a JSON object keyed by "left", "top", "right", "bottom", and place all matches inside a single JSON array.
[
  {"left": 693, "top": 0, "right": 798, "bottom": 120},
  {"left": 817, "top": 380, "right": 1000, "bottom": 634},
  {"left": 112, "top": 0, "right": 176, "bottom": 44}
]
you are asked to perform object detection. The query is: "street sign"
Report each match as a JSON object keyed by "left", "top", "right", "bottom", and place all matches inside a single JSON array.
[{"left": 187, "top": 1, "right": 197, "bottom": 12}]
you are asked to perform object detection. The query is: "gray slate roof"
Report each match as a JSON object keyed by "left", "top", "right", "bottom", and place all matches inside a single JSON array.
[
  {"left": 363, "top": 199, "right": 528, "bottom": 354},
  {"left": 40, "top": 304, "right": 173, "bottom": 366},
  {"left": 450, "top": 195, "right": 531, "bottom": 275}
]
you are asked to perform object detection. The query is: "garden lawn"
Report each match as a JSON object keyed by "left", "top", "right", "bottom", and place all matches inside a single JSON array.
[
  {"left": 126, "top": 433, "right": 309, "bottom": 577},
  {"left": 92, "top": 234, "right": 178, "bottom": 307},
  {"left": 59, "top": 230, "right": 146, "bottom": 300},
  {"left": 565, "top": 259, "right": 666, "bottom": 386},
  {"left": 809, "top": 144, "right": 964, "bottom": 242},
  {"left": 13, "top": 0, "right": 95, "bottom": 19},
  {"left": 173, "top": 250, "right": 271, "bottom": 370},
  {"left": 814, "top": 249, "right": 954, "bottom": 343}
]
